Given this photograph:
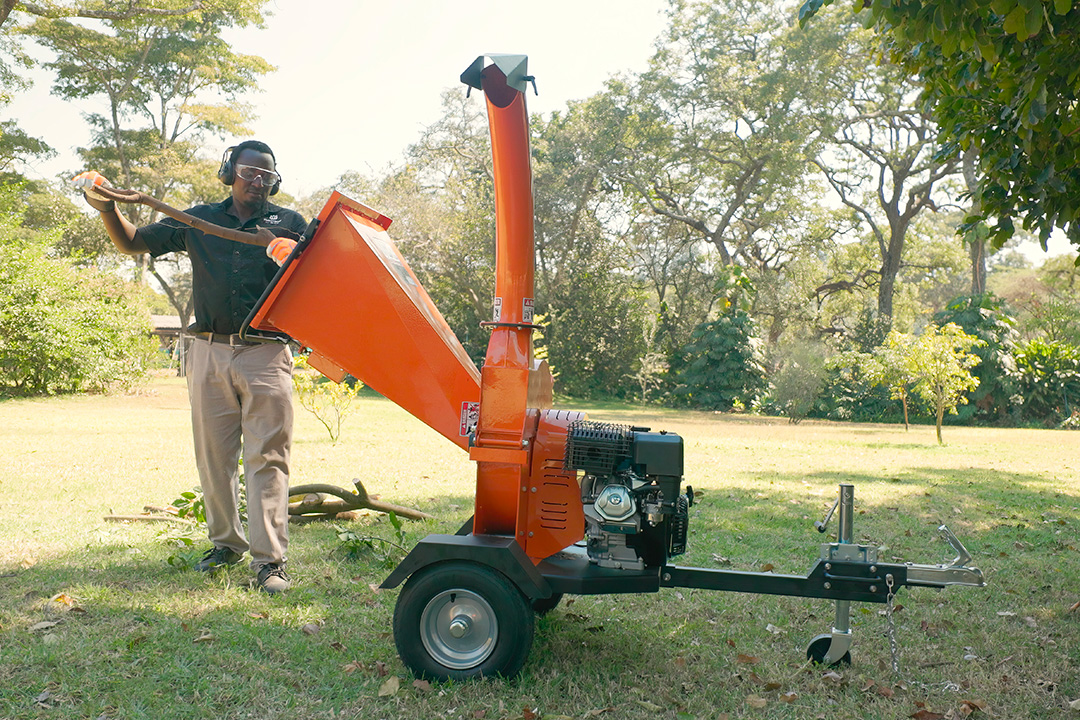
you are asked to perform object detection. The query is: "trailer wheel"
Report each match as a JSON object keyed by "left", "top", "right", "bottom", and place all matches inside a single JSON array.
[
  {"left": 393, "top": 561, "right": 534, "bottom": 681},
  {"left": 531, "top": 592, "right": 563, "bottom": 616},
  {"left": 806, "top": 633, "right": 852, "bottom": 667}
]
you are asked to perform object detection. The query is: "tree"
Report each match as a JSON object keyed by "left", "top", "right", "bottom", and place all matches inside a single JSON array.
[
  {"left": 22, "top": 2, "right": 272, "bottom": 325},
  {"left": 866, "top": 330, "right": 919, "bottom": 429},
  {"left": 607, "top": 0, "right": 849, "bottom": 275},
  {"left": 800, "top": 0, "right": 1080, "bottom": 252},
  {"left": 909, "top": 322, "right": 982, "bottom": 444},
  {"left": 810, "top": 12, "right": 959, "bottom": 330},
  {"left": 1, "top": 1, "right": 203, "bottom": 29}
]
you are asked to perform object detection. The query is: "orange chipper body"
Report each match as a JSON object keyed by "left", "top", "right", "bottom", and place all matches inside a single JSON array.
[{"left": 246, "top": 57, "right": 583, "bottom": 562}]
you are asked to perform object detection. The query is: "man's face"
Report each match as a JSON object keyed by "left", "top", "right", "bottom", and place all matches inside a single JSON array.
[{"left": 231, "top": 148, "right": 277, "bottom": 211}]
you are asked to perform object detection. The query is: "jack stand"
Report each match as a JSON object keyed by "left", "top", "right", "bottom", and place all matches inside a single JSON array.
[{"left": 808, "top": 484, "right": 857, "bottom": 666}]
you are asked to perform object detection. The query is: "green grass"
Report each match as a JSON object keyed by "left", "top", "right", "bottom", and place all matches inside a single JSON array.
[{"left": 2, "top": 378, "right": 1079, "bottom": 719}]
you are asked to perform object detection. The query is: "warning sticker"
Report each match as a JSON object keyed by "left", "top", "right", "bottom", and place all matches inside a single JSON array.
[
  {"left": 459, "top": 401, "right": 480, "bottom": 437},
  {"left": 523, "top": 298, "right": 534, "bottom": 323},
  {"left": 492, "top": 297, "right": 503, "bottom": 322}
]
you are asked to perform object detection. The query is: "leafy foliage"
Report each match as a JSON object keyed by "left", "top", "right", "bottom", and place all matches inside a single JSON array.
[
  {"left": 292, "top": 355, "right": 363, "bottom": 442},
  {"left": 933, "top": 294, "right": 1021, "bottom": 424},
  {"left": 674, "top": 269, "right": 767, "bottom": 410},
  {"left": 1014, "top": 338, "right": 1080, "bottom": 425},
  {"left": 766, "top": 336, "right": 831, "bottom": 423},
  {"left": 908, "top": 322, "right": 983, "bottom": 444},
  {"left": 0, "top": 202, "right": 156, "bottom": 395},
  {"left": 332, "top": 514, "right": 406, "bottom": 568},
  {"left": 800, "top": 0, "right": 1080, "bottom": 251}
]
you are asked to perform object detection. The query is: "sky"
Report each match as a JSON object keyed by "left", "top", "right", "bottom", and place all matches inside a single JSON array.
[
  {"left": 6, "top": 0, "right": 1073, "bottom": 260},
  {"left": 8, "top": 0, "right": 667, "bottom": 196}
]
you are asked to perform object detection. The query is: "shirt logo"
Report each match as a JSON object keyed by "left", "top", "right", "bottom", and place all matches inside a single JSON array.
[{"left": 264, "top": 214, "right": 281, "bottom": 225}]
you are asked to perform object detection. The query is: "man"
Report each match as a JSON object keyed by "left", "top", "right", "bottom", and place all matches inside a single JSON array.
[{"left": 77, "top": 140, "right": 307, "bottom": 594}]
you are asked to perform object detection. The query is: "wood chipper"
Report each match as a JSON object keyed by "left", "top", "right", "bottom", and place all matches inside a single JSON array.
[{"left": 243, "top": 54, "right": 985, "bottom": 681}]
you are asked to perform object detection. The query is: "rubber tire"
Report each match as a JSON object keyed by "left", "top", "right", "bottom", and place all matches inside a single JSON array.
[
  {"left": 393, "top": 561, "right": 534, "bottom": 681},
  {"left": 806, "top": 633, "right": 852, "bottom": 667},
  {"left": 531, "top": 592, "right": 564, "bottom": 616}
]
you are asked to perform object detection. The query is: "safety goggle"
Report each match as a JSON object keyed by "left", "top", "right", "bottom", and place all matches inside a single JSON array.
[{"left": 235, "top": 164, "right": 280, "bottom": 185}]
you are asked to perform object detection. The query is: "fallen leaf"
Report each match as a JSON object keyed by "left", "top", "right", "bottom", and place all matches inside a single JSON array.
[
  {"left": 1068, "top": 698, "right": 1080, "bottom": 711},
  {"left": 377, "top": 676, "right": 399, "bottom": 697},
  {"left": 472, "top": 711, "right": 487, "bottom": 720},
  {"left": 522, "top": 707, "right": 539, "bottom": 720},
  {"left": 746, "top": 695, "right": 768, "bottom": 709},
  {"left": 42, "top": 633, "right": 59, "bottom": 645},
  {"left": 635, "top": 700, "right": 663, "bottom": 712},
  {"left": 301, "top": 623, "right": 321, "bottom": 635},
  {"left": 51, "top": 593, "right": 76, "bottom": 607},
  {"left": 1024, "top": 617, "right": 1038, "bottom": 628},
  {"left": 760, "top": 563, "right": 775, "bottom": 573},
  {"left": 822, "top": 671, "right": 843, "bottom": 684},
  {"left": 727, "top": 639, "right": 737, "bottom": 648},
  {"left": 29, "top": 621, "right": 59, "bottom": 632},
  {"left": 877, "top": 686, "right": 896, "bottom": 699},
  {"left": 674, "top": 656, "right": 687, "bottom": 668},
  {"left": 763, "top": 681, "right": 782, "bottom": 691},
  {"left": 910, "top": 710, "right": 945, "bottom": 720},
  {"left": 329, "top": 642, "right": 346, "bottom": 652},
  {"left": 1068, "top": 601, "right": 1080, "bottom": 613},
  {"left": 766, "top": 623, "right": 783, "bottom": 635},
  {"left": 248, "top": 612, "right": 269, "bottom": 619},
  {"left": 412, "top": 679, "right": 431, "bottom": 692},
  {"left": 374, "top": 660, "right": 388, "bottom": 677},
  {"left": 779, "top": 692, "right": 798, "bottom": 703},
  {"left": 959, "top": 698, "right": 988, "bottom": 716},
  {"left": 368, "top": 584, "right": 381, "bottom": 593},
  {"left": 737, "top": 654, "right": 761, "bottom": 665},
  {"left": 20, "top": 556, "right": 37, "bottom": 569},
  {"left": 996, "top": 611, "right": 1016, "bottom": 617},
  {"left": 193, "top": 630, "right": 214, "bottom": 644},
  {"left": 35, "top": 690, "right": 51, "bottom": 704},
  {"left": 342, "top": 661, "right": 362, "bottom": 674}
]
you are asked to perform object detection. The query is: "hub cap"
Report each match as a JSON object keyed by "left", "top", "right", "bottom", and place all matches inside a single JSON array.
[{"left": 419, "top": 588, "right": 498, "bottom": 670}]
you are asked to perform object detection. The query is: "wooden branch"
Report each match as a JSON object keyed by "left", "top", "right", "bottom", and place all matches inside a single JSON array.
[
  {"left": 288, "top": 478, "right": 433, "bottom": 521},
  {"left": 92, "top": 183, "right": 278, "bottom": 247}
]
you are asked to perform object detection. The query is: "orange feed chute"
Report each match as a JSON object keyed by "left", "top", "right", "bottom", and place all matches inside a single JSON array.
[{"left": 248, "top": 192, "right": 480, "bottom": 451}]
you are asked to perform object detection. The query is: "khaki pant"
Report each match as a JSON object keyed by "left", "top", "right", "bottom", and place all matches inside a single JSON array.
[{"left": 186, "top": 338, "right": 293, "bottom": 569}]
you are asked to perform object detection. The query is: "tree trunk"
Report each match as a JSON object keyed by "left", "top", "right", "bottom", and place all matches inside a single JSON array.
[
  {"left": 902, "top": 395, "right": 909, "bottom": 431},
  {"left": 935, "top": 403, "right": 945, "bottom": 445}
]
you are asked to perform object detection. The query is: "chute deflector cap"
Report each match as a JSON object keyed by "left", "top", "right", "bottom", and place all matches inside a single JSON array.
[{"left": 460, "top": 54, "right": 529, "bottom": 93}]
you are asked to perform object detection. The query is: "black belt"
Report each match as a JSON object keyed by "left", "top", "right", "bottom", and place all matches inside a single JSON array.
[{"left": 191, "top": 331, "right": 256, "bottom": 347}]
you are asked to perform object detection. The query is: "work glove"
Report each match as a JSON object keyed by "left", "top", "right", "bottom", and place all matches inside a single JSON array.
[
  {"left": 72, "top": 171, "right": 115, "bottom": 212},
  {"left": 266, "top": 236, "right": 297, "bottom": 266}
]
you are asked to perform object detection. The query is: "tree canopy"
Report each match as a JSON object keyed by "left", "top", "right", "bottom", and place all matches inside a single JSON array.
[{"left": 800, "top": 0, "right": 1080, "bottom": 252}]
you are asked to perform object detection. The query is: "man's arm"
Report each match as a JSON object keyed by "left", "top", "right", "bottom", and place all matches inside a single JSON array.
[
  {"left": 73, "top": 171, "right": 149, "bottom": 256},
  {"left": 95, "top": 204, "right": 149, "bottom": 256}
]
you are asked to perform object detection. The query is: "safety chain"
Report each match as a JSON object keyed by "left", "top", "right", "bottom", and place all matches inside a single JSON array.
[{"left": 885, "top": 573, "right": 900, "bottom": 674}]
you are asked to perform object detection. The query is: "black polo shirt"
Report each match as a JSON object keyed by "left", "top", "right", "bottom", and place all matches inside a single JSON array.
[{"left": 138, "top": 198, "right": 308, "bottom": 334}]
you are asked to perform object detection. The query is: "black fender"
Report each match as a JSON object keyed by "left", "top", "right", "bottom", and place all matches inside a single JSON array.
[{"left": 380, "top": 533, "right": 553, "bottom": 601}]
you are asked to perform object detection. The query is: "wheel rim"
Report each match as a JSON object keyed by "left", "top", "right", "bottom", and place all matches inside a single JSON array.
[{"left": 419, "top": 588, "right": 498, "bottom": 670}]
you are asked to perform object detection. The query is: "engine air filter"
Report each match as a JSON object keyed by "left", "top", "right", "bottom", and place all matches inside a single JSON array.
[{"left": 563, "top": 421, "right": 634, "bottom": 475}]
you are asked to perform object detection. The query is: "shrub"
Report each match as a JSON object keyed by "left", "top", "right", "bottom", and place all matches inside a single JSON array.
[
  {"left": 0, "top": 239, "right": 156, "bottom": 396},
  {"left": 1015, "top": 338, "right": 1080, "bottom": 426}
]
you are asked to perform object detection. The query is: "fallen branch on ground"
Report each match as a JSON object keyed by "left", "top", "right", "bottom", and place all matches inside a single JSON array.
[{"left": 288, "top": 478, "right": 432, "bottom": 523}]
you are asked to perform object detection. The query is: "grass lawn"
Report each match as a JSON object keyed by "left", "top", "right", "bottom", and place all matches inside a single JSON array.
[{"left": 1, "top": 377, "right": 1078, "bottom": 719}]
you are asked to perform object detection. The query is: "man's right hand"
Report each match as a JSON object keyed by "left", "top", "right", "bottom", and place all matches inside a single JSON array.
[{"left": 72, "top": 171, "right": 116, "bottom": 212}]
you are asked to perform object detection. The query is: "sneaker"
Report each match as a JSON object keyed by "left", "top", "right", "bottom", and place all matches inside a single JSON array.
[
  {"left": 194, "top": 546, "right": 243, "bottom": 572},
  {"left": 256, "top": 563, "right": 291, "bottom": 595}
]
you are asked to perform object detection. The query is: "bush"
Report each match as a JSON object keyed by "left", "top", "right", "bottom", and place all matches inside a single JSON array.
[
  {"left": 933, "top": 294, "right": 1021, "bottom": 424},
  {"left": 673, "top": 269, "right": 766, "bottom": 410},
  {"left": 1015, "top": 338, "right": 1080, "bottom": 426},
  {"left": 0, "top": 238, "right": 155, "bottom": 396},
  {"left": 766, "top": 337, "right": 831, "bottom": 423}
]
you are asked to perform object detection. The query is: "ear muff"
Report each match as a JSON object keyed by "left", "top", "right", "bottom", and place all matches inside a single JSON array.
[
  {"left": 218, "top": 144, "right": 281, "bottom": 195},
  {"left": 217, "top": 146, "right": 236, "bottom": 186}
]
